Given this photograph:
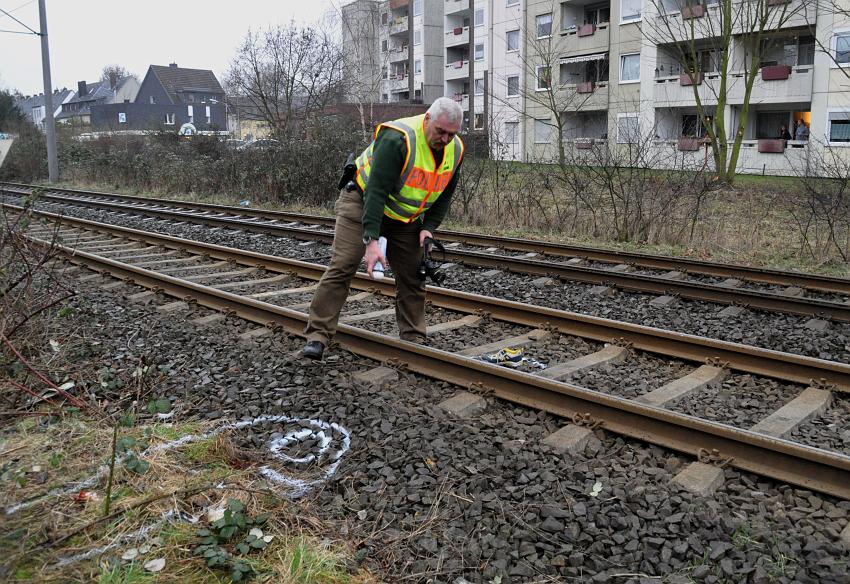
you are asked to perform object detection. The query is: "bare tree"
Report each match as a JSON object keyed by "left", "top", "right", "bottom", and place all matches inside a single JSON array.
[
  {"left": 100, "top": 64, "right": 135, "bottom": 88},
  {"left": 226, "top": 21, "right": 346, "bottom": 139},
  {"left": 642, "top": 0, "right": 812, "bottom": 183}
]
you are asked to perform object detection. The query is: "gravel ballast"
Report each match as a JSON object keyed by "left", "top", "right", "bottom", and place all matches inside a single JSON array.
[{"left": 32, "top": 267, "right": 848, "bottom": 583}]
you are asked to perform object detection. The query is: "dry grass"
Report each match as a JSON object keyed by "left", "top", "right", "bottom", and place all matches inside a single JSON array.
[{"left": 0, "top": 417, "right": 376, "bottom": 583}]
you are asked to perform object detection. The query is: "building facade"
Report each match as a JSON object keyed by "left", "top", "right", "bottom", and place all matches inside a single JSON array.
[
  {"left": 342, "top": 0, "right": 850, "bottom": 174},
  {"left": 14, "top": 88, "right": 75, "bottom": 131},
  {"left": 91, "top": 64, "right": 226, "bottom": 132}
]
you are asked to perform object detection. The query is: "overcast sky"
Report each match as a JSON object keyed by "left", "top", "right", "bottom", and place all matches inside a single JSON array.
[{"left": 0, "top": 0, "right": 341, "bottom": 95}]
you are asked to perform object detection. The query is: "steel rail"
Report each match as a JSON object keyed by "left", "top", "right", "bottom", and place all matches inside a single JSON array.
[
  {"left": 6, "top": 188, "right": 850, "bottom": 322},
  {"left": 4, "top": 180, "right": 848, "bottom": 294},
  {"left": 13, "top": 204, "right": 850, "bottom": 392},
  {"left": 24, "top": 230, "right": 850, "bottom": 499}
]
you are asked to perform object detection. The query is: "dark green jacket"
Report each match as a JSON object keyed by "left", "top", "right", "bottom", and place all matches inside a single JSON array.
[{"left": 361, "top": 129, "right": 462, "bottom": 240}]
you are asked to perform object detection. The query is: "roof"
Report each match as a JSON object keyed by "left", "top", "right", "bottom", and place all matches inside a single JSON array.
[
  {"left": 148, "top": 65, "right": 224, "bottom": 104},
  {"left": 14, "top": 89, "right": 74, "bottom": 114}
]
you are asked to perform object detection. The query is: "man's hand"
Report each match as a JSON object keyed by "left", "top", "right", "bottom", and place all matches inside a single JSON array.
[
  {"left": 419, "top": 230, "right": 433, "bottom": 248},
  {"left": 364, "top": 239, "right": 387, "bottom": 279}
]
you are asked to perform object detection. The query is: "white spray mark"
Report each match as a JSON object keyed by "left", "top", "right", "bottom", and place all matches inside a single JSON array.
[{"left": 5, "top": 414, "right": 351, "bottom": 516}]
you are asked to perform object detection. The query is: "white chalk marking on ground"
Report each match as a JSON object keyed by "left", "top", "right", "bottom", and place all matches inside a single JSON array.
[{"left": 5, "top": 413, "right": 351, "bottom": 515}]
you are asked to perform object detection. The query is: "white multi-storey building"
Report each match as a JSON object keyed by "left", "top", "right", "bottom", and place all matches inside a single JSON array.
[{"left": 343, "top": 0, "right": 850, "bottom": 174}]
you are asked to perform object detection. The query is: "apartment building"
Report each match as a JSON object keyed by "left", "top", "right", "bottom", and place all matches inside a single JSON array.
[
  {"left": 518, "top": 0, "right": 850, "bottom": 173},
  {"left": 343, "top": 0, "right": 444, "bottom": 105},
  {"left": 344, "top": 0, "right": 850, "bottom": 174}
]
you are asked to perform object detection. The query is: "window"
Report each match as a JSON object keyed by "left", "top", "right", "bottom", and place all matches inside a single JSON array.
[
  {"left": 165, "top": 113, "right": 175, "bottom": 125},
  {"left": 118, "top": 112, "right": 126, "bottom": 124},
  {"left": 382, "top": 40, "right": 388, "bottom": 52},
  {"left": 505, "top": 121, "right": 519, "bottom": 144},
  {"left": 187, "top": 94, "right": 195, "bottom": 103},
  {"left": 507, "top": 29, "right": 519, "bottom": 51},
  {"left": 475, "top": 78, "right": 485, "bottom": 94},
  {"left": 474, "top": 113, "right": 484, "bottom": 129},
  {"left": 828, "top": 111, "right": 850, "bottom": 143},
  {"left": 187, "top": 105, "right": 194, "bottom": 124},
  {"left": 415, "top": 59, "right": 422, "bottom": 74},
  {"left": 149, "top": 96, "right": 155, "bottom": 104},
  {"left": 536, "top": 65, "right": 551, "bottom": 90},
  {"left": 475, "top": 43, "right": 484, "bottom": 60},
  {"left": 834, "top": 32, "right": 850, "bottom": 65},
  {"left": 617, "top": 113, "right": 639, "bottom": 143},
  {"left": 536, "top": 13, "right": 552, "bottom": 38},
  {"left": 620, "top": 53, "right": 640, "bottom": 83},
  {"left": 475, "top": 9, "right": 484, "bottom": 26},
  {"left": 507, "top": 0, "right": 519, "bottom": 5},
  {"left": 205, "top": 105, "right": 211, "bottom": 124},
  {"left": 382, "top": 12, "right": 388, "bottom": 25},
  {"left": 414, "top": 30, "right": 421, "bottom": 45},
  {"left": 534, "top": 118, "right": 553, "bottom": 143},
  {"left": 507, "top": 75, "right": 520, "bottom": 96},
  {"left": 621, "top": 0, "right": 641, "bottom": 22},
  {"left": 413, "top": 0, "right": 422, "bottom": 16}
]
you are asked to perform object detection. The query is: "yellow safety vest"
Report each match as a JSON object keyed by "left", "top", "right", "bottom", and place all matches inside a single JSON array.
[{"left": 355, "top": 113, "right": 464, "bottom": 223}]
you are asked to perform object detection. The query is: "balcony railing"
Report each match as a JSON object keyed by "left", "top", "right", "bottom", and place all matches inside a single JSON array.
[
  {"left": 390, "top": 18, "right": 408, "bottom": 35},
  {"left": 560, "top": 22, "right": 610, "bottom": 54},
  {"left": 389, "top": 46, "right": 409, "bottom": 62},
  {"left": 446, "top": 26, "right": 469, "bottom": 46},
  {"left": 445, "top": 60, "right": 469, "bottom": 80},
  {"left": 560, "top": 81, "right": 609, "bottom": 111},
  {"left": 451, "top": 93, "right": 470, "bottom": 110},
  {"left": 445, "top": 0, "right": 469, "bottom": 15},
  {"left": 654, "top": 0, "right": 815, "bottom": 41}
]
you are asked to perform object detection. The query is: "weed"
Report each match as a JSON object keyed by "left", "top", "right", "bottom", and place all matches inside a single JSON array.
[
  {"left": 286, "top": 537, "right": 353, "bottom": 584},
  {"left": 97, "top": 561, "right": 153, "bottom": 584}
]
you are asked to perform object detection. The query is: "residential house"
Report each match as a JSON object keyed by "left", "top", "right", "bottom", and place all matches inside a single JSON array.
[
  {"left": 14, "top": 88, "right": 75, "bottom": 131},
  {"left": 91, "top": 63, "right": 226, "bottom": 132},
  {"left": 57, "top": 76, "right": 139, "bottom": 126}
]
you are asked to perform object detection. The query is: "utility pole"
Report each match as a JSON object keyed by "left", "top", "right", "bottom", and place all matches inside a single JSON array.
[{"left": 38, "top": 0, "right": 58, "bottom": 182}]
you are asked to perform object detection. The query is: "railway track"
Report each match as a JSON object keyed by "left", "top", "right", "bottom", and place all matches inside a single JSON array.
[
  {"left": 14, "top": 204, "right": 850, "bottom": 500},
  {"left": 3, "top": 181, "right": 850, "bottom": 323}
]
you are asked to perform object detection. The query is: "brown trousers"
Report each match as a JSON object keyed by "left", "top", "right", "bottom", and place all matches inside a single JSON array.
[{"left": 304, "top": 189, "right": 426, "bottom": 345}]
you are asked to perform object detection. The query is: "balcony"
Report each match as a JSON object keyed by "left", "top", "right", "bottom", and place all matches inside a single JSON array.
[
  {"left": 562, "top": 81, "right": 609, "bottom": 111},
  {"left": 445, "top": 59, "right": 469, "bottom": 80},
  {"left": 446, "top": 26, "right": 469, "bottom": 47},
  {"left": 653, "top": 0, "right": 816, "bottom": 43},
  {"left": 389, "top": 18, "right": 408, "bottom": 35},
  {"left": 728, "top": 65, "right": 812, "bottom": 105},
  {"left": 650, "top": 139, "right": 811, "bottom": 174},
  {"left": 386, "top": 74, "right": 410, "bottom": 92},
  {"left": 389, "top": 46, "right": 409, "bottom": 63},
  {"left": 451, "top": 93, "right": 470, "bottom": 110},
  {"left": 560, "top": 22, "right": 610, "bottom": 54},
  {"left": 445, "top": 0, "right": 469, "bottom": 15},
  {"left": 653, "top": 72, "right": 724, "bottom": 107}
]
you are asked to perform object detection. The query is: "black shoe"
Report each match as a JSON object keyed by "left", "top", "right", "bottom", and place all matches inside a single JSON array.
[{"left": 302, "top": 341, "right": 325, "bottom": 360}]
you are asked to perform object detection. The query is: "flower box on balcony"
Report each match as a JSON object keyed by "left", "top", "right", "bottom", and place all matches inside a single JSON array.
[
  {"left": 767, "top": 0, "right": 791, "bottom": 5},
  {"left": 577, "top": 24, "right": 596, "bottom": 37},
  {"left": 576, "top": 140, "right": 594, "bottom": 149},
  {"left": 681, "top": 4, "right": 705, "bottom": 18},
  {"left": 576, "top": 81, "right": 595, "bottom": 94},
  {"left": 453, "top": 27, "right": 463, "bottom": 35},
  {"left": 761, "top": 65, "right": 792, "bottom": 81},
  {"left": 678, "top": 137, "right": 700, "bottom": 151},
  {"left": 679, "top": 72, "right": 703, "bottom": 86},
  {"left": 758, "top": 139, "right": 786, "bottom": 153}
]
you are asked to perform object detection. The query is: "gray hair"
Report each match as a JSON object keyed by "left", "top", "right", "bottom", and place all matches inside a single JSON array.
[{"left": 427, "top": 97, "right": 463, "bottom": 127}]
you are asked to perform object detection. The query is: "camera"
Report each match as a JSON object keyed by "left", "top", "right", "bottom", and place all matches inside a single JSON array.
[{"left": 417, "top": 237, "right": 446, "bottom": 285}]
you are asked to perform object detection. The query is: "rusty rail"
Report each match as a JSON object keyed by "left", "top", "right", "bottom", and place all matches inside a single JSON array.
[
  {"left": 4, "top": 180, "right": 848, "bottom": 294},
  {"left": 5, "top": 184, "right": 849, "bottom": 322}
]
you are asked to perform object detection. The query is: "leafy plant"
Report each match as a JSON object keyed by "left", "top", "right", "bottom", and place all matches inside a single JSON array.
[
  {"left": 192, "top": 499, "right": 270, "bottom": 581},
  {"left": 146, "top": 398, "right": 171, "bottom": 415}
]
